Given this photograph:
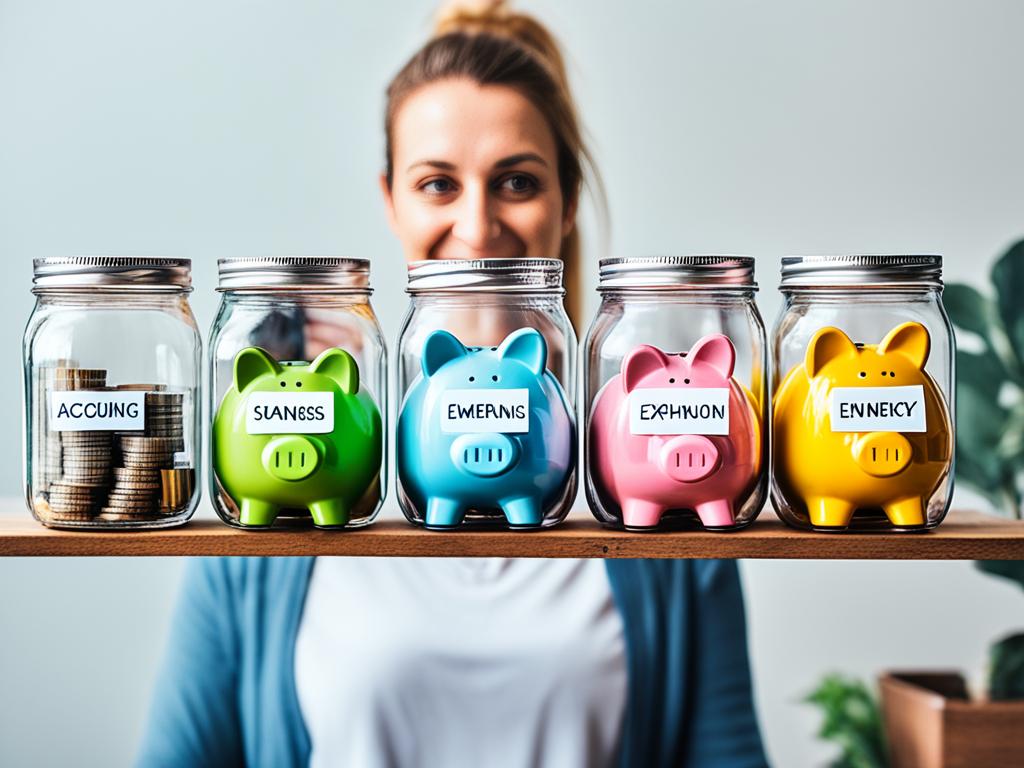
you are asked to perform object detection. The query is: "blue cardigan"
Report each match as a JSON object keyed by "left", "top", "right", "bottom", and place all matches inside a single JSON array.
[{"left": 136, "top": 557, "right": 768, "bottom": 767}]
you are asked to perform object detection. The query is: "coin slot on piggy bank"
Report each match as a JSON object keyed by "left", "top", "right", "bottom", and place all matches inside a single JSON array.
[
  {"left": 772, "top": 321, "right": 953, "bottom": 530},
  {"left": 212, "top": 346, "right": 383, "bottom": 529},
  {"left": 397, "top": 328, "right": 575, "bottom": 530}
]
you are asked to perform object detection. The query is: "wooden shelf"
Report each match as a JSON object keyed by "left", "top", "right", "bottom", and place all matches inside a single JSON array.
[{"left": 1, "top": 500, "right": 1023, "bottom": 559}]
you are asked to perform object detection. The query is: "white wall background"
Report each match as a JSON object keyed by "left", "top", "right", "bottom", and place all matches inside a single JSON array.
[{"left": 1, "top": 1, "right": 1023, "bottom": 766}]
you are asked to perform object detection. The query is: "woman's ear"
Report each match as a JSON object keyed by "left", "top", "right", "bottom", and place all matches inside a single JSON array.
[{"left": 379, "top": 173, "right": 397, "bottom": 234}]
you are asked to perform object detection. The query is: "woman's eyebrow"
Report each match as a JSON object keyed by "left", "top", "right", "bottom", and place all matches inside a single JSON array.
[
  {"left": 494, "top": 152, "right": 547, "bottom": 169},
  {"left": 406, "top": 159, "right": 457, "bottom": 173}
]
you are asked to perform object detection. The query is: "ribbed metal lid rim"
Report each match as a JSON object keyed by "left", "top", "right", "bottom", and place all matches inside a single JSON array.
[
  {"left": 217, "top": 256, "right": 371, "bottom": 291},
  {"left": 32, "top": 256, "right": 192, "bottom": 290},
  {"left": 780, "top": 255, "right": 943, "bottom": 287},
  {"left": 598, "top": 255, "right": 756, "bottom": 289},
  {"left": 406, "top": 258, "right": 564, "bottom": 292}
]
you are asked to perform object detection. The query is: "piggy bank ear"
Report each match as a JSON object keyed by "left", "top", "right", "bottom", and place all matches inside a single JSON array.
[
  {"left": 234, "top": 347, "right": 282, "bottom": 392},
  {"left": 310, "top": 347, "right": 359, "bottom": 394},
  {"left": 622, "top": 345, "right": 669, "bottom": 393},
  {"left": 498, "top": 328, "right": 547, "bottom": 376},
  {"left": 423, "top": 330, "right": 468, "bottom": 377},
  {"left": 688, "top": 334, "right": 735, "bottom": 379},
  {"left": 805, "top": 327, "right": 858, "bottom": 377},
  {"left": 879, "top": 322, "right": 930, "bottom": 369}
]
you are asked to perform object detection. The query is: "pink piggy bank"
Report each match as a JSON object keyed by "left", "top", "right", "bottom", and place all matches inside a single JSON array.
[{"left": 588, "top": 334, "right": 762, "bottom": 530}]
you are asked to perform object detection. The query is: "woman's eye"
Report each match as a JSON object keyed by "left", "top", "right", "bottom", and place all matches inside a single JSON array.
[
  {"left": 497, "top": 173, "right": 538, "bottom": 195},
  {"left": 419, "top": 178, "right": 457, "bottom": 195}
]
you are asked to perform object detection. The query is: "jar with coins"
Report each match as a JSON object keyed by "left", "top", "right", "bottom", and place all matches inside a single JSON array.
[
  {"left": 23, "top": 257, "right": 202, "bottom": 528},
  {"left": 209, "top": 257, "right": 387, "bottom": 529}
]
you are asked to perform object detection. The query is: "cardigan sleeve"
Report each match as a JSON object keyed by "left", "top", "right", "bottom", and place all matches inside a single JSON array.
[
  {"left": 134, "top": 558, "right": 245, "bottom": 768},
  {"left": 682, "top": 560, "right": 769, "bottom": 768}
]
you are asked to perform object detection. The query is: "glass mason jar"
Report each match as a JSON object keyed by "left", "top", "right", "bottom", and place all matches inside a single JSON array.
[
  {"left": 583, "top": 256, "right": 768, "bottom": 531},
  {"left": 23, "top": 257, "right": 201, "bottom": 529},
  {"left": 209, "top": 257, "right": 387, "bottom": 529},
  {"left": 771, "top": 255, "right": 955, "bottom": 531},
  {"left": 396, "top": 259, "right": 577, "bottom": 529}
]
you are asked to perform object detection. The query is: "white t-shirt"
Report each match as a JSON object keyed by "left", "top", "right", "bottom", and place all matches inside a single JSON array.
[{"left": 295, "top": 557, "right": 627, "bottom": 768}]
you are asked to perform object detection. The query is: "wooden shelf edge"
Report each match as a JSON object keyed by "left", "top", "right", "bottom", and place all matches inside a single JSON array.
[{"left": 2, "top": 502, "right": 1024, "bottom": 559}]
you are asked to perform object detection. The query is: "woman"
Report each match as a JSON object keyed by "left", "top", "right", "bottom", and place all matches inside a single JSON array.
[{"left": 136, "top": 4, "right": 768, "bottom": 767}]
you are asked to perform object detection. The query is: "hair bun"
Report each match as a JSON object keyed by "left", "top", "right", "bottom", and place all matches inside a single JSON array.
[
  {"left": 433, "top": 0, "right": 567, "bottom": 83},
  {"left": 434, "top": 0, "right": 509, "bottom": 36}
]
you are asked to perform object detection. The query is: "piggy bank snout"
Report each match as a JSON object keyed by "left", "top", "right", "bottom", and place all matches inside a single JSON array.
[
  {"left": 262, "top": 436, "right": 322, "bottom": 481},
  {"left": 450, "top": 433, "right": 520, "bottom": 477},
  {"left": 852, "top": 432, "right": 913, "bottom": 477},
  {"left": 659, "top": 435, "right": 721, "bottom": 483}
]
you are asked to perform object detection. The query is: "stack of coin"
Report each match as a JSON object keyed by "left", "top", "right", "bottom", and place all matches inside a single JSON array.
[
  {"left": 99, "top": 466, "right": 163, "bottom": 521},
  {"left": 35, "top": 366, "right": 110, "bottom": 522},
  {"left": 30, "top": 366, "right": 196, "bottom": 526},
  {"left": 61, "top": 431, "right": 113, "bottom": 474},
  {"left": 53, "top": 367, "right": 108, "bottom": 392},
  {"left": 44, "top": 480, "right": 107, "bottom": 521},
  {"left": 142, "top": 391, "right": 185, "bottom": 451},
  {"left": 98, "top": 436, "right": 177, "bottom": 519}
]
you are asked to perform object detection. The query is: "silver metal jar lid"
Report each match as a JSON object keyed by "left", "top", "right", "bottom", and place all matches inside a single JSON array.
[
  {"left": 598, "top": 256, "right": 756, "bottom": 290},
  {"left": 217, "top": 257, "right": 371, "bottom": 291},
  {"left": 780, "top": 255, "right": 943, "bottom": 288},
  {"left": 406, "top": 258, "right": 563, "bottom": 293},
  {"left": 32, "top": 257, "right": 192, "bottom": 291}
]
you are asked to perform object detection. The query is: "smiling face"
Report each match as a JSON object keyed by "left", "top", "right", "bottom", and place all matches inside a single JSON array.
[{"left": 382, "top": 78, "right": 574, "bottom": 263}]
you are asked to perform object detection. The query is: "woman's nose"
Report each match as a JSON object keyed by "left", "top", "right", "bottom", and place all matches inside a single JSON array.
[{"left": 451, "top": 186, "right": 500, "bottom": 248}]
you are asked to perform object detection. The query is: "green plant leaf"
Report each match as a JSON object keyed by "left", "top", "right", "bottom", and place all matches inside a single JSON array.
[
  {"left": 989, "top": 632, "right": 1024, "bottom": 700},
  {"left": 977, "top": 560, "right": 1024, "bottom": 590},
  {"left": 997, "top": 406, "right": 1024, "bottom": 462},
  {"left": 955, "top": 451, "right": 1012, "bottom": 511},
  {"left": 955, "top": 346, "right": 1023, "bottom": 515},
  {"left": 946, "top": 283, "right": 997, "bottom": 343},
  {"left": 806, "top": 675, "right": 889, "bottom": 768},
  {"left": 990, "top": 239, "right": 1024, "bottom": 375},
  {"left": 957, "top": 348, "right": 1008, "bottom": 399}
]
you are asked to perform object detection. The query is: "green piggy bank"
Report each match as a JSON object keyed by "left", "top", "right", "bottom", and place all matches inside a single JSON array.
[{"left": 212, "top": 346, "right": 383, "bottom": 528}]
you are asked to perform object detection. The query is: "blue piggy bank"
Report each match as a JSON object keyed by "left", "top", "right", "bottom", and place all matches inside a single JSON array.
[{"left": 397, "top": 327, "right": 575, "bottom": 529}]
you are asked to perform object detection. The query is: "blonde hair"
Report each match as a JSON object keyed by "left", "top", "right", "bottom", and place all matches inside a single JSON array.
[{"left": 384, "top": 0, "right": 602, "bottom": 330}]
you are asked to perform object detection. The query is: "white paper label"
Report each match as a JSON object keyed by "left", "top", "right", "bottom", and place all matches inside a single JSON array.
[
  {"left": 829, "top": 385, "right": 926, "bottom": 433},
  {"left": 628, "top": 387, "right": 731, "bottom": 436},
  {"left": 49, "top": 391, "right": 145, "bottom": 431},
  {"left": 440, "top": 389, "right": 529, "bottom": 433},
  {"left": 245, "top": 392, "right": 334, "bottom": 435}
]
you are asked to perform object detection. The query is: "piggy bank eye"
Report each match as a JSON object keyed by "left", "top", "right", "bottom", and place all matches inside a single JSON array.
[
  {"left": 490, "top": 347, "right": 497, "bottom": 351},
  {"left": 279, "top": 381, "right": 286, "bottom": 387},
  {"left": 859, "top": 371, "right": 866, "bottom": 378},
  {"left": 684, "top": 378, "right": 690, "bottom": 384},
  {"left": 669, "top": 377, "right": 676, "bottom": 384},
  {"left": 469, "top": 376, "right": 475, "bottom": 382},
  {"left": 295, "top": 381, "right": 302, "bottom": 388},
  {"left": 492, "top": 375, "right": 499, "bottom": 382},
  {"left": 890, "top": 371, "right": 896, "bottom": 377}
]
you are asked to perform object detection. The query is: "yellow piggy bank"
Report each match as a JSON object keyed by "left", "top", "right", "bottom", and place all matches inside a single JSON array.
[{"left": 773, "top": 321, "right": 952, "bottom": 528}]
